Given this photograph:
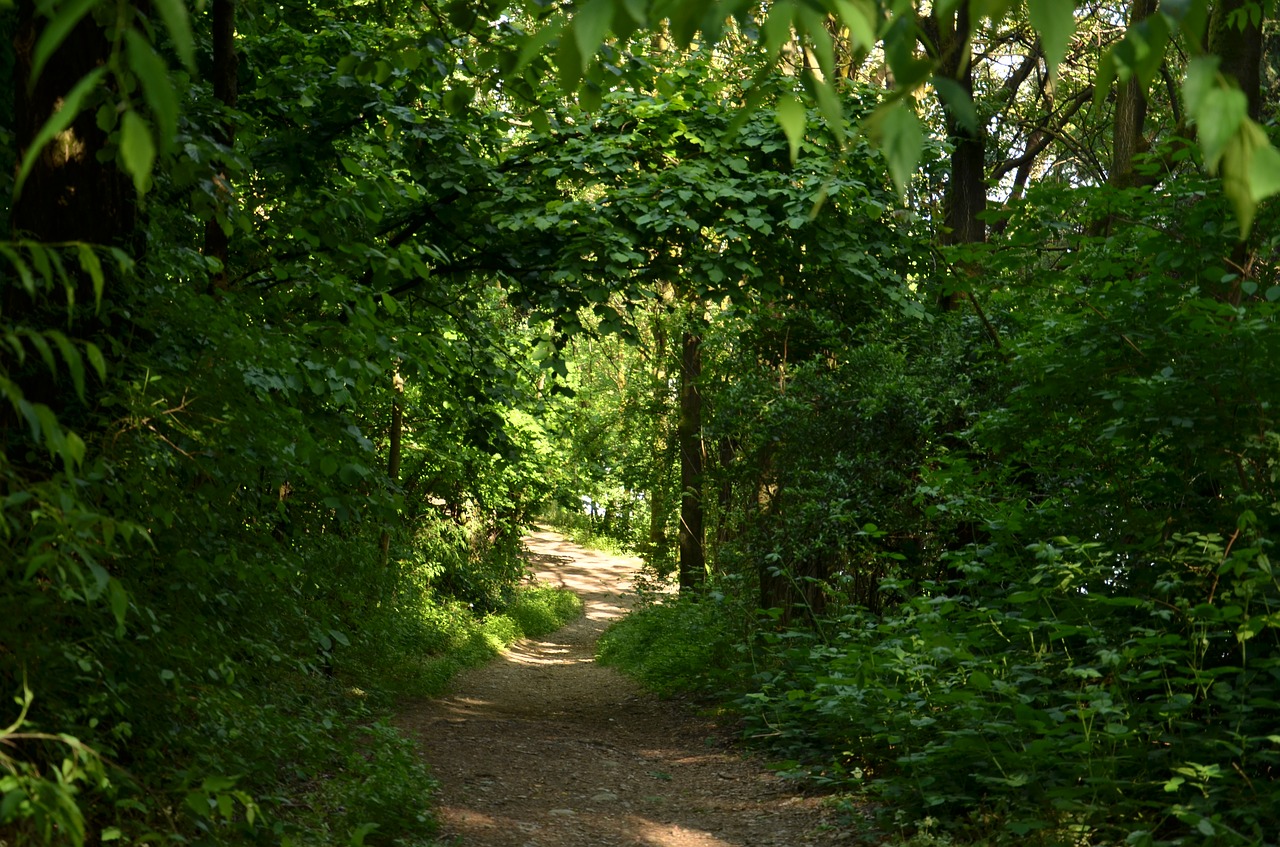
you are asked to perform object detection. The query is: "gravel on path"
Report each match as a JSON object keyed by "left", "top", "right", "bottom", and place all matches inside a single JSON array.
[{"left": 395, "top": 528, "right": 855, "bottom": 847}]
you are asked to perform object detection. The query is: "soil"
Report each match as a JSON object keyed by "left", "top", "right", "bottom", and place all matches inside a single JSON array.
[{"left": 395, "top": 528, "right": 858, "bottom": 847}]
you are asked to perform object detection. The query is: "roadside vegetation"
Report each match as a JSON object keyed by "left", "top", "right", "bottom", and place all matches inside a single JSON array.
[{"left": 4, "top": 2, "right": 1278, "bottom": 846}]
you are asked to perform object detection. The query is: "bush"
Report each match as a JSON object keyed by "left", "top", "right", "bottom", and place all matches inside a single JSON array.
[{"left": 597, "top": 593, "right": 738, "bottom": 696}]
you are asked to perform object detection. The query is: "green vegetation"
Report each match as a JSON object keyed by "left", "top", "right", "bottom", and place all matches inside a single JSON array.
[{"left": 4, "top": 1, "right": 1280, "bottom": 846}]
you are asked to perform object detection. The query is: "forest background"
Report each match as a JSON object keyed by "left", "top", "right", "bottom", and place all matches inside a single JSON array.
[{"left": 1, "top": 1, "right": 1278, "bottom": 846}]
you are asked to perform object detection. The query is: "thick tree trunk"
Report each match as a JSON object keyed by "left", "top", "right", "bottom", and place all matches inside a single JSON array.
[
  {"left": 204, "top": 0, "right": 239, "bottom": 293},
  {"left": 10, "top": 1, "right": 134, "bottom": 248},
  {"left": 677, "top": 326, "right": 704, "bottom": 592},
  {"left": 1208, "top": 0, "right": 1265, "bottom": 303},
  {"left": 1209, "top": 0, "right": 1263, "bottom": 121},
  {"left": 646, "top": 320, "right": 670, "bottom": 563},
  {"left": 930, "top": 4, "right": 986, "bottom": 311},
  {"left": 7, "top": 2, "right": 134, "bottom": 423},
  {"left": 1110, "top": 0, "right": 1158, "bottom": 189}
]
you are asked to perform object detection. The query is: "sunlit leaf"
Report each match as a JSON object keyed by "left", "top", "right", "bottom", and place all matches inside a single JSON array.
[
  {"left": 1247, "top": 137, "right": 1280, "bottom": 202},
  {"left": 572, "top": 0, "right": 613, "bottom": 73},
  {"left": 1196, "top": 86, "right": 1248, "bottom": 170},
  {"left": 875, "top": 100, "right": 922, "bottom": 198},
  {"left": 1028, "top": 0, "right": 1075, "bottom": 86},
  {"left": 776, "top": 93, "right": 806, "bottom": 165},
  {"left": 833, "top": 0, "right": 876, "bottom": 52},
  {"left": 763, "top": 1, "right": 797, "bottom": 57}
]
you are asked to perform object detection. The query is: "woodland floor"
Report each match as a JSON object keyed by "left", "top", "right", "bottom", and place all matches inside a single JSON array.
[{"left": 396, "top": 528, "right": 861, "bottom": 847}]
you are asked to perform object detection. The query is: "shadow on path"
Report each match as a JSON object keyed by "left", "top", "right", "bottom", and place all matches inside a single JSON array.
[{"left": 395, "top": 528, "right": 845, "bottom": 847}]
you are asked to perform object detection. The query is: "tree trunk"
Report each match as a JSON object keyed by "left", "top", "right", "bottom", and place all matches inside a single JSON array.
[
  {"left": 677, "top": 326, "right": 704, "bottom": 592},
  {"left": 11, "top": 2, "right": 134, "bottom": 248},
  {"left": 646, "top": 319, "right": 670, "bottom": 564},
  {"left": 379, "top": 370, "right": 405, "bottom": 568},
  {"left": 7, "top": 2, "right": 134, "bottom": 423},
  {"left": 1209, "top": 0, "right": 1263, "bottom": 121},
  {"left": 1208, "top": 0, "right": 1265, "bottom": 303},
  {"left": 930, "top": 4, "right": 986, "bottom": 311},
  {"left": 1110, "top": 0, "right": 1158, "bottom": 190}
]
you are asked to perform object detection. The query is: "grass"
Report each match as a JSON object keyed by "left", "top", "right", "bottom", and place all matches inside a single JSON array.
[{"left": 343, "top": 583, "right": 584, "bottom": 700}]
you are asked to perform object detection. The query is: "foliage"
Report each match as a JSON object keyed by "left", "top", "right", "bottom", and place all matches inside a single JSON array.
[
  {"left": 597, "top": 591, "right": 740, "bottom": 696},
  {"left": 599, "top": 173, "right": 1280, "bottom": 845},
  {"left": 6, "top": 1, "right": 1280, "bottom": 846}
]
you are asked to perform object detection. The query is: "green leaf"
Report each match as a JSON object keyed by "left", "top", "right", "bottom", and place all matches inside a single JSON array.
[
  {"left": 1028, "top": 0, "right": 1075, "bottom": 85},
  {"left": 555, "top": 25, "right": 584, "bottom": 90},
  {"left": 201, "top": 775, "right": 238, "bottom": 793},
  {"left": 1, "top": 248, "right": 35, "bottom": 298},
  {"left": 125, "top": 30, "right": 179, "bottom": 150},
  {"left": 1221, "top": 117, "right": 1276, "bottom": 237},
  {"left": 119, "top": 110, "right": 157, "bottom": 194},
  {"left": 1195, "top": 86, "right": 1248, "bottom": 171},
  {"left": 76, "top": 244, "right": 105, "bottom": 309},
  {"left": 1181, "top": 56, "right": 1220, "bottom": 122},
  {"left": 763, "top": 1, "right": 797, "bottom": 57},
  {"left": 83, "top": 342, "right": 106, "bottom": 382},
  {"left": 108, "top": 578, "right": 128, "bottom": 636},
  {"left": 666, "top": 0, "right": 703, "bottom": 47},
  {"left": 1246, "top": 136, "right": 1280, "bottom": 202},
  {"left": 1163, "top": 0, "right": 1210, "bottom": 42},
  {"left": 48, "top": 330, "right": 86, "bottom": 401},
  {"left": 579, "top": 80, "right": 602, "bottom": 112},
  {"left": 796, "top": 6, "right": 835, "bottom": 81},
  {"left": 30, "top": 0, "right": 99, "bottom": 89},
  {"left": 776, "top": 93, "right": 805, "bottom": 165},
  {"left": 931, "top": 76, "right": 978, "bottom": 135},
  {"left": 528, "top": 108, "right": 551, "bottom": 134},
  {"left": 152, "top": 0, "right": 196, "bottom": 71},
  {"left": 25, "top": 330, "right": 57, "bottom": 377},
  {"left": 875, "top": 100, "right": 922, "bottom": 198},
  {"left": 972, "top": 0, "right": 1016, "bottom": 21},
  {"left": 15, "top": 67, "right": 106, "bottom": 200},
  {"left": 515, "top": 17, "right": 563, "bottom": 75},
  {"left": 572, "top": 0, "right": 613, "bottom": 73},
  {"left": 1114, "top": 13, "right": 1171, "bottom": 90},
  {"left": 833, "top": 0, "right": 876, "bottom": 52},
  {"left": 811, "top": 75, "right": 845, "bottom": 143}
]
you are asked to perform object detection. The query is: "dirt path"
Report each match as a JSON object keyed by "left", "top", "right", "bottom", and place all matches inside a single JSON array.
[{"left": 396, "top": 528, "right": 850, "bottom": 847}]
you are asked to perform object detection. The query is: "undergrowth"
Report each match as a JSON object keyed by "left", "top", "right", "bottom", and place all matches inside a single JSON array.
[
  {"left": 542, "top": 506, "right": 633, "bottom": 557},
  {"left": 596, "top": 592, "right": 738, "bottom": 697},
  {"left": 347, "top": 584, "right": 584, "bottom": 700}
]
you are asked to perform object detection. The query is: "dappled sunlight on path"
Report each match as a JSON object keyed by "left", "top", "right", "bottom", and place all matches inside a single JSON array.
[{"left": 395, "top": 528, "right": 846, "bottom": 847}]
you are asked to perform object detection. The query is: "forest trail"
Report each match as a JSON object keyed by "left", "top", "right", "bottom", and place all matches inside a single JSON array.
[{"left": 395, "top": 528, "right": 851, "bottom": 847}]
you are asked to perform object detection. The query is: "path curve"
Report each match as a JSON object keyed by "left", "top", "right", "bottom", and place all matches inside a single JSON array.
[{"left": 396, "top": 528, "right": 845, "bottom": 847}]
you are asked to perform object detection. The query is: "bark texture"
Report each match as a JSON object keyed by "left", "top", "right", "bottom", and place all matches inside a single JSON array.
[{"left": 677, "top": 327, "right": 704, "bottom": 592}]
